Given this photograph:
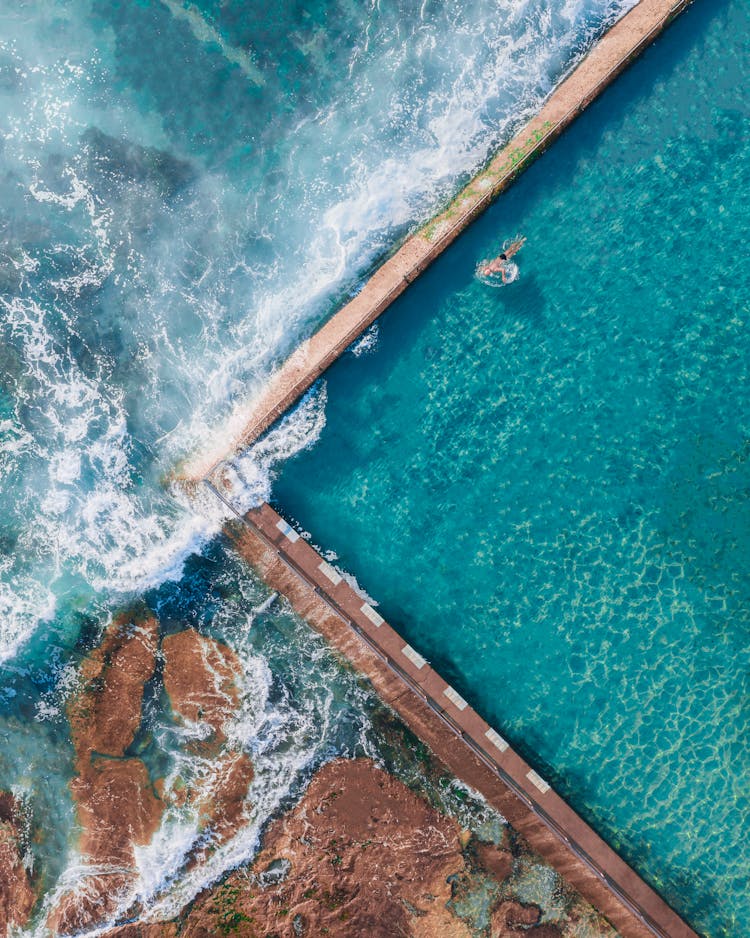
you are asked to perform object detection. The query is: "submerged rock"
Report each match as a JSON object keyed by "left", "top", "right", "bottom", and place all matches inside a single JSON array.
[
  {"left": 0, "top": 793, "right": 34, "bottom": 937},
  {"left": 81, "top": 127, "right": 195, "bottom": 199}
]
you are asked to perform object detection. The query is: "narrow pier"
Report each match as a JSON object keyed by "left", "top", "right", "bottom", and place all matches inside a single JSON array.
[
  {"left": 221, "top": 498, "right": 701, "bottom": 938},
  {"left": 183, "top": 0, "right": 694, "bottom": 483}
]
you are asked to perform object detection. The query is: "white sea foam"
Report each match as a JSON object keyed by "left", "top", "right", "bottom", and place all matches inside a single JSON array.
[
  {"left": 36, "top": 629, "right": 347, "bottom": 934},
  {"left": 220, "top": 383, "right": 329, "bottom": 514},
  {"left": 0, "top": 0, "right": 637, "bottom": 771},
  {"left": 0, "top": 0, "right": 636, "bottom": 683},
  {"left": 0, "top": 564, "right": 56, "bottom": 666},
  {"left": 138, "top": 645, "right": 342, "bottom": 921},
  {"left": 169, "top": 0, "right": 637, "bottom": 487},
  {"left": 349, "top": 322, "right": 379, "bottom": 357}
]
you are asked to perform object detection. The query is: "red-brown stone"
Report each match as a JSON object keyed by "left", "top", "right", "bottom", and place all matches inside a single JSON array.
[
  {"left": 178, "top": 758, "right": 471, "bottom": 938},
  {"left": 50, "top": 608, "right": 163, "bottom": 936},
  {"left": 162, "top": 629, "right": 242, "bottom": 745},
  {"left": 69, "top": 608, "right": 159, "bottom": 760},
  {"left": 99, "top": 925, "right": 178, "bottom": 938},
  {"left": 0, "top": 794, "right": 34, "bottom": 937},
  {"left": 161, "top": 629, "right": 254, "bottom": 857},
  {"left": 472, "top": 839, "right": 514, "bottom": 880}
]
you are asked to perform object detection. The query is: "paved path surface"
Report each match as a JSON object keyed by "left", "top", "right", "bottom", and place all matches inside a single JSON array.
[
  {"left": 217, "top": 491, "right": 702, "bottom": 938},
  {"left": 182, "top": 0, "right": 694, "bottom": 483}
]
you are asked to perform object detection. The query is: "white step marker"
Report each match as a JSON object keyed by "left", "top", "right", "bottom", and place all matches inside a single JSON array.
[
  {"left": 526, "top": 770, "right": 550, "bottom": 794},
  {"left": 275, "top": 518, "right": 300, "bottom": 543},
  {"left": 318, "top": 560, "right": 342, "bottom": 585},
  {"left": 360, "top": 603, "right": 384, "bottom": 627},
  {"left": 443, "top": 685, "right": 468, "bottom": 711},
  {"left": 401, "top": 644, "right": 426, "bottom": 669},
  {"left": 485, "top": 727, "right": 509, "bottom": 753}
]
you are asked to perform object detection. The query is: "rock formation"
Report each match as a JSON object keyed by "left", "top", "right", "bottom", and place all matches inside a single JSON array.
[
  {"left": 161, "top": 629, "right": 254, "bottom": 853},
  {"left": 50, "top": 608, "right": 163, "bottom": 936},
  {"left": 50, "top": 615, "right": 614, "bottom": 938},
  {"left": 49, "top": 616, "right": 256, "bottom": 935},
  {"left": 168, "top": 758, "right": 472, "bottom": 938},
  {"left": 490, "top": 899, "right": 549, "bottom": 937},
  {"left": 0, "top": 792, "right": 34, "bottom": 937}
]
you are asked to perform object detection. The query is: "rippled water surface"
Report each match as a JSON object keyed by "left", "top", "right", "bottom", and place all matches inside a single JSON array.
[{"left": 274, "top": 2, "right": 750, "bottom": 935}]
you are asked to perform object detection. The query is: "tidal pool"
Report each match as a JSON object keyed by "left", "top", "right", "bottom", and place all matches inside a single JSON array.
[{"left": 274, "top": 2, "right": 750, "bottom": 934}]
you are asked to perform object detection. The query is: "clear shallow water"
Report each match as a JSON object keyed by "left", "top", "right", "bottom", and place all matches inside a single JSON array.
[
  {"left": 273, "top": 2, "right": 750, "bottom": 935},
  {"left": 0, "top": 0, "right": 641, "bottom": 930}
]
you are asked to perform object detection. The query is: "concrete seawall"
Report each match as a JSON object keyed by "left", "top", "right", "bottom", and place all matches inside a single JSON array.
[
  {"left": 219, "top": 495, "right": 701, "bottom": 938},
  {"left": 183, "top": 0, "right": 694, "bottom": 483}
]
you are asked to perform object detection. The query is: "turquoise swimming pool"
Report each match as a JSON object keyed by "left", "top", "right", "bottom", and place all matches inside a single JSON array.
[{"left": 274, "top": 2, "right": 750, "bottom": 935}]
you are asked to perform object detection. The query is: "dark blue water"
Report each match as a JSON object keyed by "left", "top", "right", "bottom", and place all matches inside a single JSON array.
[{"left": 274, "top": 2, "right": 750, "bottom": 935}]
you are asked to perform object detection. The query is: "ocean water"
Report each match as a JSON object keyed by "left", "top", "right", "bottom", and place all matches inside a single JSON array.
[
  {"left": 273, "top": 2, "right": 750, "bottom": 936},
  {"left": 0, "top": 0, "right": 642, "bottom": 931},
  {"left": 0, "top": 0, "right": 634, "bottom": 665}
]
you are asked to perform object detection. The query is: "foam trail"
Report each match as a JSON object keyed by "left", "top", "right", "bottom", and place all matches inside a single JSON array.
[{"left": 220, "top": 383, "right": 329, "bottom": 514}]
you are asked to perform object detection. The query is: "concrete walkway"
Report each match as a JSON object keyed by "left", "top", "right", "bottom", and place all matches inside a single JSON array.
[
  {"left": 182, "top": 0, "right": 694, "bottom": 483},
  {"left": 219, "top": 495, "right": 701, "bottom": 938}
]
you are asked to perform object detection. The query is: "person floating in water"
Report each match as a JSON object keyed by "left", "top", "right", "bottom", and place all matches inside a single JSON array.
[{"left": 478, "top": 235, "right": 526, "bottom": 284}]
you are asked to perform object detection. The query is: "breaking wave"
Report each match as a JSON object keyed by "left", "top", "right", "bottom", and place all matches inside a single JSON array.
[{"left": 0, "top": 0, "right": 635, "bottom": 662}]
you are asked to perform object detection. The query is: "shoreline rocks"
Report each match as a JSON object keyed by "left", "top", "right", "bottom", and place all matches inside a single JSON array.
[
  {"left": 41, "top": 608, "right": 616, "bottom": 938},
  {"left": 168, "top": 757, "right": 473, "bottom": 938},
  {"left": 97, "top": 754, "right": 617, "bottom": 938},
  {"left": 0, "top": 792, "right": 34, "bottom": 937},
  {"left": 162, "top": 629, "right": 254, "bottom": 857},
  {"left": 50, "top": 608, "right": 162, "bottom": 936},
  {"left": 50, "top": 613, "right": 255, "bottom": 936}
]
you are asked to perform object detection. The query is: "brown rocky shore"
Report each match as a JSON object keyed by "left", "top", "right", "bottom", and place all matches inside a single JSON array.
[
  {"left": 0, "top": 791, "right": 34, "bottom": 935},
  {"left": 46, "top": 608, "right": 255, "bottom": 937},
  {"left": 50, "top": 608, "right": 164, "bottom": 935},
  {"left": 3, "top": 604, "right": 617, "bottom": 938},
  {"left": 99, "top": 755, "right": 614, "bottom": 938}
]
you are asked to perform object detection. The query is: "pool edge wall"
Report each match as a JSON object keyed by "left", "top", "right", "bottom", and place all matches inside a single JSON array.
[
  {"left": 178, "top": 0, "right": 695, "bottom": 483},
  {"left": 221, "top": 500, "right": 702, "bottom": 938}
]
